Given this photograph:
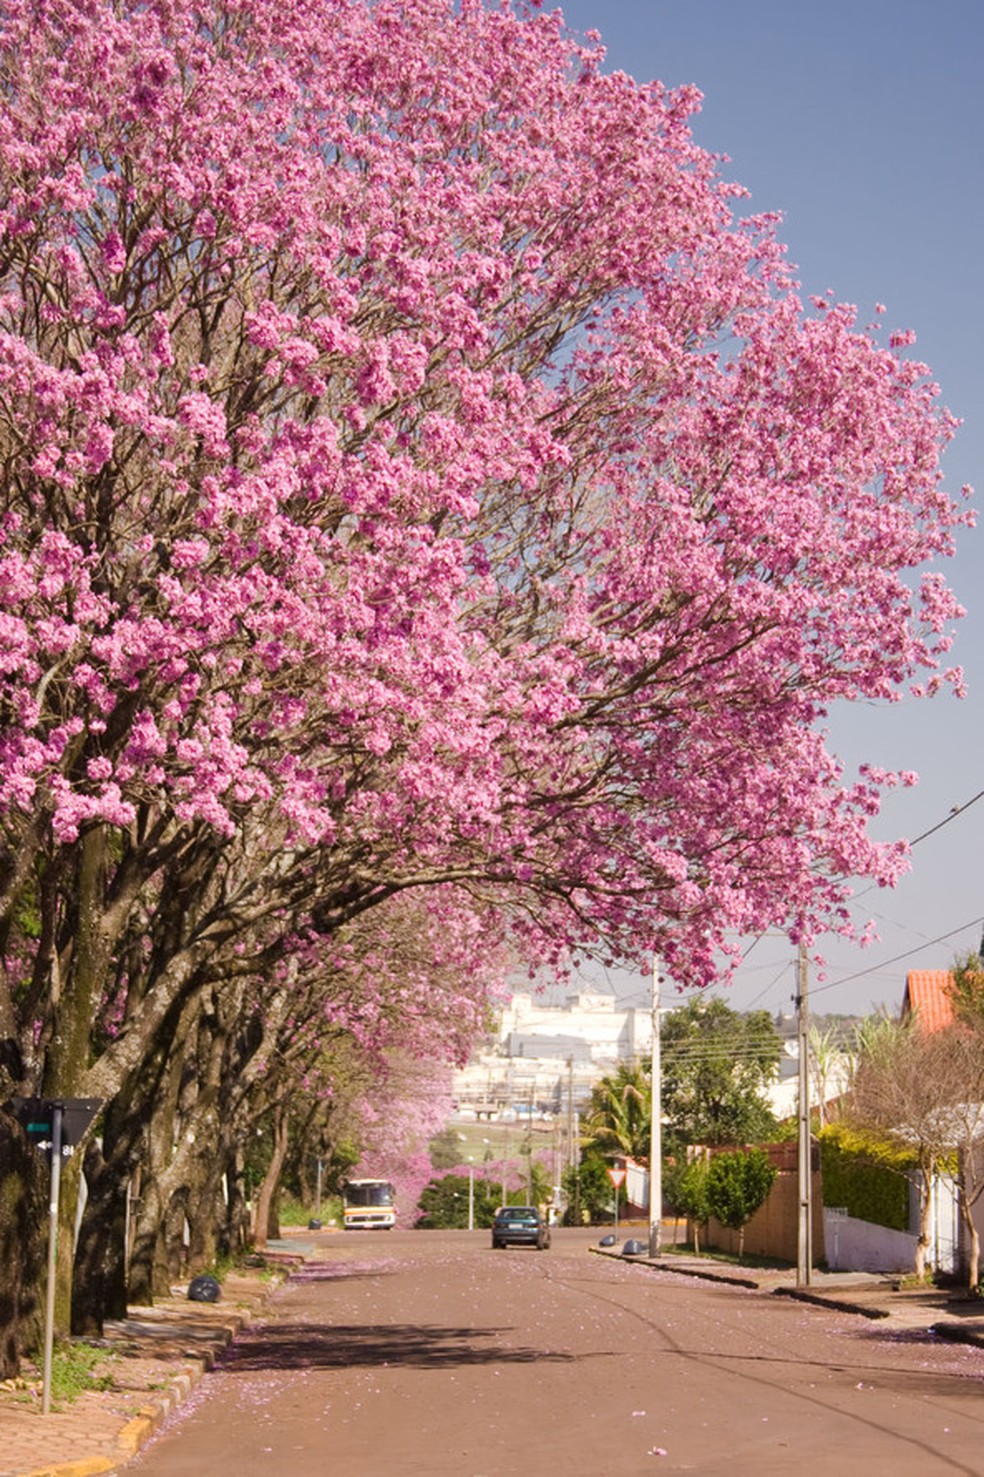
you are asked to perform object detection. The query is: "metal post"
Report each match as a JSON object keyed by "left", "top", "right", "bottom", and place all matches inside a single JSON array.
[
  {"left": 648, "top": 956, "right": 662, "bottom": 1258},
  {"left": 42, "top": 1104, "right": 63, "bottom": 1417},
  {"left": 315, "top": 1157, "right": 323, "bottom": 1219},
  {"left": 797, "top": 943, "right": 812, "bottom": 1287},
  {"left": 468, "top": 1161, "right": 474, "bottom": 1231}
]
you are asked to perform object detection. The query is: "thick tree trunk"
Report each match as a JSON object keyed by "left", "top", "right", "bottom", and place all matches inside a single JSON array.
[
  {"left": 0, "top": 1116, "right": 45, "bottom": 1376},
  {"left": 252, "top": 1107, "right": 290, "bottom": 1250},
  {"left": 71, "top": 1139, "right": 130, "bottom": 1335},
  {"left": 224, "top": 1149, "right": 252, "bottom": 1256},
  {"left": 959, "top": 1192, "right": 980, "bottom": 1289},
  {"left": 185, "top": 1153, "right": 234, "bottom": 1274},
  {"left": 42, "top": 826, "right": 111, "bottom": 1336},
  {"left": 127, "top": 1183, "right": 159, "bottom": 1307},
  {"left": 164, "top": 1190, "right": 189, "bottom": 1284},
  {"left": 129, "top": 1173, "right": 177, "bottom": 1304}
]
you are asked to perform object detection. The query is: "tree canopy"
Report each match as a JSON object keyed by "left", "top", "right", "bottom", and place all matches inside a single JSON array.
[
  {"left": 705, "top": 1148, "right": 777, "bottom": 1259},
  {"left": 0, "top": 0, "right": 970, "bottom": 1364},
  {"left": 661, "top": 999, "right": 783, "bottom": 1148},
  {"left": 582, "top": 1061, "right": 652, "bottom": 1164}
]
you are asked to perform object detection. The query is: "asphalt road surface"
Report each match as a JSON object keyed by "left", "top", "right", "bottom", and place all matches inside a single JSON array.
[{"left": 129, "top": 1227, "right": 984, "bottom": 1476}]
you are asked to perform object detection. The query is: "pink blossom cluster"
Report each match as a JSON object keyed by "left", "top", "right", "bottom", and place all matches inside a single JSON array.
[{"left": 0, "top": 0, "right": 973, "bottom": 1127}]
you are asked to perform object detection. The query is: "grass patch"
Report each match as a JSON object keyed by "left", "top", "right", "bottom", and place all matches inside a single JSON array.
[
  {"left": 658, "top": 1243, "right": 794, "bottom": 1271},
  {"left": 48, "top": 1342, "right": 116, "bottom": 1405},
  {"left": 278, "top": 1191, "right": 342, "bottom": 1227}
]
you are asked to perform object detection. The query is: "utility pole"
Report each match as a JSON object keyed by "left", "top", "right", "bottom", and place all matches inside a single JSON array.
[
  {"left": 648, "top": 956, "right": 662, "bottom": 1259},
  {"left": 796, "top": 941, "right": 812, "bottom": 1287},
  {"left": 526, "top": 1079, "right": 535, "bottom": 1203}
]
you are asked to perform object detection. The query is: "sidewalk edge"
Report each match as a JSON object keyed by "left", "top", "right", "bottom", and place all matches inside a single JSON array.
[{"left": 18, "top": 1294, "right": 273, "bottom": 1477}]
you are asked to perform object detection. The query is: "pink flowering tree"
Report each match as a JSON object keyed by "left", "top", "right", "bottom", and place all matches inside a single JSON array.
[{"left": 0, "top": 0, "right": 972, "bottom": 1364}]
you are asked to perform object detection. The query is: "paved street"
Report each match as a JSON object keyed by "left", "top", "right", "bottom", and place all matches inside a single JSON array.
[{"left": 122, "top": 1228, "right": 984, "bottom": 1477}]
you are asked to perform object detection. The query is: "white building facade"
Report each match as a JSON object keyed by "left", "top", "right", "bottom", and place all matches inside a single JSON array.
[{"left": 453, "top": 990, "right": 653, "bottom": 1119}]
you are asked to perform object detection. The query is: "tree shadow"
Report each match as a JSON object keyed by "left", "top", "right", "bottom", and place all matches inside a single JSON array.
[{"left": 217, "top": 1322, "right": 579, "bottom": 1372}]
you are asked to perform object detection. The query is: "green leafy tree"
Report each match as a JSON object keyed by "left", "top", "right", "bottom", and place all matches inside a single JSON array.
[
  {"left": 562, "top": 1152, "right": 613, "bottom": 1225},
  {"left": 582, "top": 1062, "right": 651, "bottom": 1163},
  {"left": 705, "top": 1148, "right": 777, "bottom": 1259},
  {"left": 416, "top": 1174, "right": 501, "bottom": 1229},
  {"left": 661, "top": 999, "right": 782, "bottom": 1148},
  {"left": 665, "top": 1156, "right": 712, "bottom": 1253},
  {"left": 950, "top": 950, "right": 984, "bottom": 1025}
]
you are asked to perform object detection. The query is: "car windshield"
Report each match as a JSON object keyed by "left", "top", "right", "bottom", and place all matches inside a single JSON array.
[{"left": 498, "top": 1209, "right": 537, "bottom": 1223}]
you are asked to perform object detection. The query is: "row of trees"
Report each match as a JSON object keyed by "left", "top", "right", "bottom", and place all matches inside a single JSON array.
[{"left": 0, "top": 0, "right": 969, "bottom": 1370}]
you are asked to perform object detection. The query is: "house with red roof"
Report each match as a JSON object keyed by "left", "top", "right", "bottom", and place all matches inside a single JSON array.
[{"left": 901, "top": 970, "right": 955, "bottom": 1032}]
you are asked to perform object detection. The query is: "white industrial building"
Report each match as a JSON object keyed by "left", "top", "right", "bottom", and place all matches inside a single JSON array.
[{"left": 452, "top": 990, "right": 653, "bottom": 1119}]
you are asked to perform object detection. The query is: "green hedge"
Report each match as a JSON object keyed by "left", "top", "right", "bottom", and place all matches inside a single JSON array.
[{"left": 818, "top": 1123, "right": 912, "bottom": 1232}]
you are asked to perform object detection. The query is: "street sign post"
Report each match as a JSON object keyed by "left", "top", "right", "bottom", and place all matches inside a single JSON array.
[{"left": 5, "top": 1097, "right": 102, "bottom": 1414}]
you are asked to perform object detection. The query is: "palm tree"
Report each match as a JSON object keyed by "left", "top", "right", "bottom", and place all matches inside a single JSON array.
[{"left": 582, "top": 1062, "right": 651, "bottom": 1164}]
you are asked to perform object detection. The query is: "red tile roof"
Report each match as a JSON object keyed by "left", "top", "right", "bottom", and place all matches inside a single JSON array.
[{"left": 902, "top": 970, "right": 955, "bottom": 1032}]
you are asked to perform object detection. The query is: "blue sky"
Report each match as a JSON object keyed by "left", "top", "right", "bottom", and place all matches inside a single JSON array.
[{"left": 551, "top": 0, "right": 983, "bottom": 1018}]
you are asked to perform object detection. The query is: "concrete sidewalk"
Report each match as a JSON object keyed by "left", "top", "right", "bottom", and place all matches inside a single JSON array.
[
  {"left": 0, "top": 1244, "right": 307, "bottom": 1477},
  {"left": 593, "top": 1243, "right": 984, "bottom": 1347},
  {"left": 6, "top": 1240, "right": 984, "bottom": 1477}
]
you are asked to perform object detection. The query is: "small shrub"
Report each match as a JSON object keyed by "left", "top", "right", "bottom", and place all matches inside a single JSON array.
[{"left": 49, "top": 1342, "right": 116, "bottom": 1404}]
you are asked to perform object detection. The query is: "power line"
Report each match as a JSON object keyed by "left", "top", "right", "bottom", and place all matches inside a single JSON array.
[
  {"left": 907, "top": 787, "right": 984, "bottom": 848},
  {"left": 810, "top": 915, "right": 984, "bottom": 997},
  {"left": 727, "top": 787, "right": 984, "bottom": 1007}
]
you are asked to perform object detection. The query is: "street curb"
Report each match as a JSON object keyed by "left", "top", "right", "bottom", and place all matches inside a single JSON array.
[
  {"left": 590, "top": 1243, "right": 984, "bottom": 1348},
  {"left": 588, "top": 1245, "right": 760, "bottom": 1288},
  {"left": 19, "top": 1359, "right": 210, "bottom": 1477},
  {"left": 772, "top": 1286, "right": 890, "bottom": 1320},
  {"left": 17, "top": 1287, "right": 281, "bottom": 1477},
  {"left": 22, "top": 1461, "right": 118, "bottom": 1477}
]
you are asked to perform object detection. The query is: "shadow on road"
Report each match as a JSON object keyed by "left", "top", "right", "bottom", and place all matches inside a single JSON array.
[{"left": 216, "top": 1321, "right": 579, "bottom": 1372}]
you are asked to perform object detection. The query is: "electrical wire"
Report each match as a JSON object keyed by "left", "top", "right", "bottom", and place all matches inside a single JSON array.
[
  {"left": 809, "top": 916, "right": 984, "bottom": 997},
  {"left": 907, "top": 787, "right": 984, "bottom": 848}
]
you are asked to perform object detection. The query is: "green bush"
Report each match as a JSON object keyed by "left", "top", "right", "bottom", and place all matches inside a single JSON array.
[
  {"left": 706, "top": 1149, "right": 776, "bottom": 1237},
  {"left": 819, "top": 1123, "right": 911, "bottom": 1232},
  {"left": 417, "top": 1173, "right": 503, "bottom": 1228},
  {"left": 664, "top": 1157, "right": 712, "bottom": 1251}
]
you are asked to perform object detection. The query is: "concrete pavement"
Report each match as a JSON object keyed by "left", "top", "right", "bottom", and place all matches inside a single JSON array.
[
  {"left": 5, "top": 1235, "right": 984, "bottom": 1477},
  {"left": 0, "top": 1245, "right": 306, "bottom": 1477}
]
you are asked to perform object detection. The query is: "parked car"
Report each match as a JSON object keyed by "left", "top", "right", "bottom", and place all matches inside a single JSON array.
[{"left": 491, "top": 1206, "right": 551, "bottom": 1250}]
